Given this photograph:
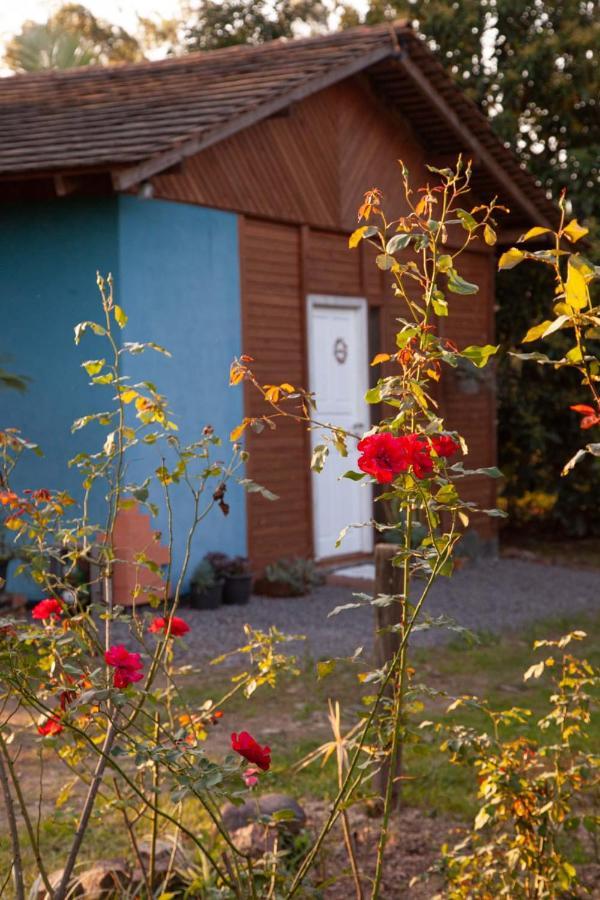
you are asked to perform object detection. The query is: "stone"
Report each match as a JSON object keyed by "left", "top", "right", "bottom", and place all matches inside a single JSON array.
[
  {"left": 221, "top": 793, "right": 306, "bottom": 836},
  {"left": 31, "top": 860, "right": 129, "bottom": 900},
  {"left": 75, "top": 859, "right": 131, "bottom": 898},
  {"left": 230, "top": 822, "right": 278, "bottom": 858},
  {"left": 136, "top": 835, "right": 188, "bottom": 870}
]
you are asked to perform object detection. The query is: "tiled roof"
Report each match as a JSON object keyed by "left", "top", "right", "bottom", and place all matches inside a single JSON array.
[{"left": 0, "top": 22, "right": 555, "bottom": 224}]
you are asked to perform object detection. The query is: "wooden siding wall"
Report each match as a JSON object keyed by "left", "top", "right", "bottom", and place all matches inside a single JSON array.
[
  {"left": 241, "top": 221, "right": 496, "bottom": 567},
  {"left": 154, "top": 75, "right": 498, "bottom": 566},
  {"left": 153, "top": 78, "right": 427, "bottom": 232}
]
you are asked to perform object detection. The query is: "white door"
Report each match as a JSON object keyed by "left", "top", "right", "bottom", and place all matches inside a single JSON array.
[{"left": 308, "top": 295, "right": 373, "bottom": 559}]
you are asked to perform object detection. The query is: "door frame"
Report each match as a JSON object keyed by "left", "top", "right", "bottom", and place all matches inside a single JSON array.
[{"left": 306, "top": 293, "right": 373, "bottom": 559}]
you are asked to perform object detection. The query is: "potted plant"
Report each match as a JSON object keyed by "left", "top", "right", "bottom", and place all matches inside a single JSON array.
[
  {"left": 189, "top": 558, "right": 223, "bottom": 610},
  {"left": 255, "top": 557, "right": 324, "bottom": 598},
  {"left": 205, "top": 552, "right": 252, "bottom": 605}
]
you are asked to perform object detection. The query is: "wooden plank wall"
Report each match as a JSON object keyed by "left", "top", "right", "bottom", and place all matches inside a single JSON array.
[
  {"left": 241, "top": 218, "right": 313, "bottom": 568},
  {"left": 242, "top": 221, "right": 496, "bottom": 566}
]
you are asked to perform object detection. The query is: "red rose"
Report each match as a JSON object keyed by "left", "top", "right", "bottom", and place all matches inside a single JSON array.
[
  {"left": 32, "top": 598, "right": 63, "bottom": 621},
  {"left": 231, "top": 731, "right": 271, "bottom": 771},
  {"left": 38, "top": 715, "right": 64, "bottom": 736},
  {"left": 105, "top": 644, "right": 144, "bottom": 689},
  {"left": 431, "top": 434, "right": 461, "bottom": 458},
  {"left": 357, "top": 433, "right": 410, "bottom": 483},
  {"left": 148, "top": 616, "right": 190, "bottom": 637},
  {"left": 404, "top": 434, "right": 434, "bottom": 479}
]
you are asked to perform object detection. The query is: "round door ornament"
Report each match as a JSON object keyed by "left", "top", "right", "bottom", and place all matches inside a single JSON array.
[{"left": 334, "top": 337, "right": 348, "bottom": 364}]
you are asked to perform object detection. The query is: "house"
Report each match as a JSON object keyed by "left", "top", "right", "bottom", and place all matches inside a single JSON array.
[{"left": 0, "top": 22, "right": 556, "bottom": 597}]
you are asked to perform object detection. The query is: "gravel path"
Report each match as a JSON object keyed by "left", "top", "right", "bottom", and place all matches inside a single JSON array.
[{"left": 170, "top": 558, "right": 599, "bottom": 665}]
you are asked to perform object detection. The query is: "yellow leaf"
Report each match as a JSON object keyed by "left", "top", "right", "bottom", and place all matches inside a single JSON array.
[
  {"left": 229, "top": 363, "right": 246, "bottom": 386},
  {"left": 279, "top": 383, "right": 295, "bottom": 393},
  {"left": 522, "top": 321, "right": 553, "bottom": 343},
  {"left": 114, "top": 305, "right": 128, "bottom": 328},
  {"left": 120, "top": 389, "right": 138, "bottom": 404},
  {"left": 348, "top": 226, "right": 368, "bottom": 249},
  {"left": 563, "top": 219, "right": 588, "bottom": 243},
  {"left": 565, "top": 262, "right": 589, "bottom": 310},
  {"left": 518, "top": 226, "right": 551, "bottom": 242},
  {"left": 498, "top": 247, "right": 526, "bottom": 270},
  {"left": 370, "top": 353, "right": 391, "bottom": 366},
  {"left": 484, "top": 224, "right": 497, "bottom": 246},
  {"left": 230, "top": 419, "right": 249, "bottom": 442},
  {"left": 264, "top": 386, "right": 280, "bottom": 403}
]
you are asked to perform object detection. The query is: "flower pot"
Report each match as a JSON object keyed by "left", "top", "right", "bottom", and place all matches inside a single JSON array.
[
  {"left": 223, "top": 573, "right": 252, "bottom": 605},
  {"left": 190, "top": 581, "right": 223, "bottom": 610}
]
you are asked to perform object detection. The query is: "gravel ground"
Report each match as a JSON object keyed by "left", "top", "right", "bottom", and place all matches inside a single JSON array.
[{"left": 164, "top": 557, "right": 599, "bottom": 665}]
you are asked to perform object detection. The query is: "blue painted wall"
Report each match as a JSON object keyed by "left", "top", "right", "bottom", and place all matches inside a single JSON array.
[
  {"left": 117, "top": 196, "right": 246, "bottom": 587},
  {"left": 0, "top": 198, "right": 119, "bottom": 594},
  {"left": 1, "top": 194, "right": 245, "bottom": 596}
]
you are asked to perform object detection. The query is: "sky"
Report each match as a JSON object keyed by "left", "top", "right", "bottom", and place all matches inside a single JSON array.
[{"left": 0, "top": 0, "right": 183, "bottom": 45}]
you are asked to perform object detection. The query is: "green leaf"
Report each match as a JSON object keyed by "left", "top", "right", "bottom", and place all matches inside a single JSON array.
[
  {"left": 342, "top": 470, "right": 365, "bottom": 481},
  {"left": 310, "top": 444, "right": 329, "bottom": 473},
  {"left": 460, "top": 344, "right": 498, "bottom": 368},
  {"left": 238, "top": 477, "right": 278, "bottom": 500},
  {"left": 431, "top": 290, "right": 448, "bottom": 317},
  {"left": 386, "top": 233, "right": 413, "bottom": 254},
  {"left": 447, "top": 269, "right": 478, "bottom": 295},
  {"left": 375, "top": 253, "right": 394, "bottom": 270},
  {"left": 365, "top": 386, "right": 382, "bottom": 404},
  {"left": 114, "top": 305, "right": 128, "bottom": 328},
  {"left": 456, "top": 208, "right": 477, "bottom": 231},
  {"left": 437, "top": 254, "right": 453, "bottom": 273},
  {"left": 317, "top": 659, "right": 336, "bottom": 678},
  {"left": 435, "top": 484, "right": 459, "bottom": 504}
]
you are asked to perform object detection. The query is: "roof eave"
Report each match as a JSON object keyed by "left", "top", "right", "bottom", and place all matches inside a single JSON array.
[{"left": 112, "top": 42, "right": 395, "bottom": 192}]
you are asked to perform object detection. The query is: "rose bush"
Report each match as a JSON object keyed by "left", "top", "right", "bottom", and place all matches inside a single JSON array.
[{"left": 0, "top": 161, "right": 596, "bottom": 898}]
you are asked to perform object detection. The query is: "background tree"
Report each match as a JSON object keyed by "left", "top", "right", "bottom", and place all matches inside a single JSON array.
[
  {"left": 140, "top": 0, "right": 332, "bottom": 55},
  {"left": 4, "top": 3, "right": 144, "bottom": 72},
  {"left": 342, "top": 0, "right": 600, "bottom": 537}
]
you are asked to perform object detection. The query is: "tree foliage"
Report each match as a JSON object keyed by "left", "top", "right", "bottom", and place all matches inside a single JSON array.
[
  {"left": 344, "top": 0, "right": 600, "bottom": 535},
  {"left": 4, "top": 3, "right": 144, "bottom": 72}
]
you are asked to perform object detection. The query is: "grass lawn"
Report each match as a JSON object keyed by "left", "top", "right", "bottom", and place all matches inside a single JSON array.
[{"left": 1, "top": 608, "right": 598, "bottom": 890}]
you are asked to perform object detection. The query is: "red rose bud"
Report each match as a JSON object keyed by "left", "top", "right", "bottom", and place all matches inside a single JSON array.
[
  {"left": 148, "top": 616, "right": 190, "bottom": 637},
  {"left": 231, "top": 731, "right": 271, "bottom": 771}
]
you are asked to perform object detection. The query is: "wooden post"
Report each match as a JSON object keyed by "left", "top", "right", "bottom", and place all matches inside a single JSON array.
[{"left": 373, "top": 543, "right": 404, "bottom": 811}]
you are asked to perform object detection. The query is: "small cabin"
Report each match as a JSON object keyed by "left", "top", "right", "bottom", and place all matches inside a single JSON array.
[{"left": 0, "top": 23, "right": 556, "bottom": 593}]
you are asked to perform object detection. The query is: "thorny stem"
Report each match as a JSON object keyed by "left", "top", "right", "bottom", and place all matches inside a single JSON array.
[
  {"left": 287, "top": 537, "right": 455, "bottom": 898},
  {"left": 0, "top": 730, "right": 54, "bottom": 898},
  {"left": 0, "top": 748, "right": 24, "bottom": 900},
  {"left": 54, "top": 719, "right": 118, "bottom": 900},
  {"left": 371, "top": 504, "right": 412, "bottom": 898}
]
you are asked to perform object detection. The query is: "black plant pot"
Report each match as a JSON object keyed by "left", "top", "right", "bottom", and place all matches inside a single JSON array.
[
  {"left": 222, "top": 574, "right": 252, "bottom": 605},
  {"left": 190, "top": 581, "right": 224, "bottom": 610}
]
